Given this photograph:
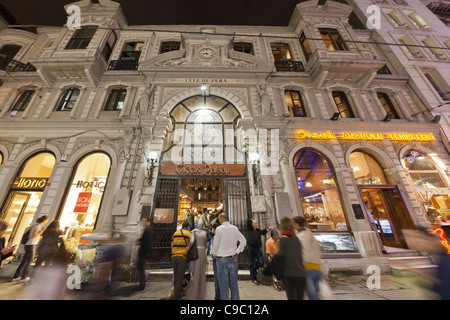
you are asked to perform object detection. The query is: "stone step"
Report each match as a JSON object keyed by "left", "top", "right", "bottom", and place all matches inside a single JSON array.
[
  {"left": 387, "top": 255, "right": 434, "bottom": 267},
  {"left": 385, "top": 249, "right": 422, "bottom": 257},
  {"left": 391, "top": 264, "right": 438, "bottom": 278}
]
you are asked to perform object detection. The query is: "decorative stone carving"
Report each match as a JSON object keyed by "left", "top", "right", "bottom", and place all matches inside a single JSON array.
[{"left": 256, "top": 84, "right": 273, "bottom": 116}]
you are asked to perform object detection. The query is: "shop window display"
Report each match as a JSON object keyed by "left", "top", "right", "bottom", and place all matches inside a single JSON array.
[
  {"left": 349, "top": 151, "right": 387, "bottom": 185},
  {"left": 58, "top": 153, "right": 111, "bottom": 251}
]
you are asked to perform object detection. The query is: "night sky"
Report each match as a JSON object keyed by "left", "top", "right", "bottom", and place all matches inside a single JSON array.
[{"left": 0, "top": 0, "right": 305, "bottom": 27}]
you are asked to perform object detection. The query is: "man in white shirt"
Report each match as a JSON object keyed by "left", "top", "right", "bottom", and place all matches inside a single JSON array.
[{"left": 212, "top": 213, "right": 246, "bottom": 300}]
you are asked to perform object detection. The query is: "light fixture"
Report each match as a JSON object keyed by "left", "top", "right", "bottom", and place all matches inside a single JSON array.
[
  {"left": 305, "top": 182, "right": 312, "bottom": 187},
  {"left": 382, "top": 113, "right": 393, "bottom": 122},
  {"left": 200, "top": 83, "right": 208, "bottom": 91},
  {"left": 432, "top": 115, "right": 441, "bottom": 123},
  {"left": 330, "top": 112, "right": 340, "bottom": 121},
  {"left": 146, "top": 151, "right": 158, "bottom": 184}
]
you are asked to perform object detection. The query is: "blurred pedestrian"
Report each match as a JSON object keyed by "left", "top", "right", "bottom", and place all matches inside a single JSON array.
[
  {"left": 0, "top": 220, "right": 15, "bottom": 267},
  {"left": 200, "top": 208, "right": 209, "bottom": 230},
  {"left": 213, "top": 213, "right": 247, "bottom": 300},
  {"left": 186, "top": 210, "right": 195, "bottom": 231},
  {"left": 186, "top": 219, "right": 208, "bottom": 300},
  {"left": 265, "top": 229, "right": 281, "bottom": 291},
  {"left": 135, "top": 217, "right": 153, "bottom": 291},
  {"left": 167, "top": 220, "right": 191, "bottom": 300},
  {"left": 211, "top": 221, "right": 221, "bottom": 300},
  {"left": 293, "top": 216, "right": 322, "bottom": 300},
  {"left": 278, "top": 216, "right": 306, "bottom": 300},
  {"left": 364, "top": 202, "right": 387, "bottom": 253},
  {"left": 13, "top": 215, "right": 48, "bottom": 283},
  {"left": 29, "top": 220, "right": 68, "bottom": 283},
  {"left": 246, "top": 218, "right": 271, "bottom": 285}
]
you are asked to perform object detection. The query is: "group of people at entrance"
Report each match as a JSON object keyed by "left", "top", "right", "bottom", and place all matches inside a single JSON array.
[{"left": 162, "top": 209, "right": 325, "bottom": 300}]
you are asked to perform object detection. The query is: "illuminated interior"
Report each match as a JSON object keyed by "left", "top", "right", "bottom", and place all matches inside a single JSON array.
[{"left": 350, "top": 151, "right": 387, "bottom": 185}]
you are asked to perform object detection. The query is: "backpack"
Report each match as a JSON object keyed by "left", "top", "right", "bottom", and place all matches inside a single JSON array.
[
  {"left": 20, "top": 224, "right": 36, "bottom": 245},
  {"left": 269, "top": 252, "right": 285, "bottom": 279}
]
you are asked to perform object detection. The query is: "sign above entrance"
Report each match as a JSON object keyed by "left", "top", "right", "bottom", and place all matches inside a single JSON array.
[
  {"left": 11, "top": 177, "right": 48, "bottom": 191},
  {"left": 167, "top": 78, "right": 244, "bottom": 84},
  {"left": 161, "top": 163, "right": 246, "bottom": 176},
  {"left": 296, "top": 129, "right": 435, "bottom": 142}
]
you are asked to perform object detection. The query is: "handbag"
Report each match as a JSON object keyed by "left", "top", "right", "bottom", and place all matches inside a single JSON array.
[{"left": 182, "top": 230, "right": 198, "bottom": 261}]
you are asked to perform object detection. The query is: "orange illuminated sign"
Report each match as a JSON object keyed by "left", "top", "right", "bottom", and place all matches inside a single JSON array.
[{"left": 296, "top": 129, "right": 435, "bottom": 142}]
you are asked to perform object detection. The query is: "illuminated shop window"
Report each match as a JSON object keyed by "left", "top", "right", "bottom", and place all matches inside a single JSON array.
[
  {"left": 403, "top": 150, "right": 449, "bottom": 223},
  {"left": 294, "top": 148, "right": 348, "bottom": 232},
  {"left": 350, "top": 152, "right": 388, "bottom": 185},
  {"left": 0, "top": 152, "right": 55, "bottom": 247},
  {"left": 58, "top": 153, "right": 111, "bottom": 251}
]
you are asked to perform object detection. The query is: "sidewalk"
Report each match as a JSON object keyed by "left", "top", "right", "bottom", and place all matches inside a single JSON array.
[{"left": 0, "top": 258, "right": 440, "bottom": 301}]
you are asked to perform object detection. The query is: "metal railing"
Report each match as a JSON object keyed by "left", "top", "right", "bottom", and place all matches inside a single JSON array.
[
  {"left": 274, "top": 59, "right": 305, "bottom": 72},
  {"left": 107, "top": 59, "right": 138, "bottom": 71},
  {"left": 0, "top": 59, "right": 37, "bottom": 72}
]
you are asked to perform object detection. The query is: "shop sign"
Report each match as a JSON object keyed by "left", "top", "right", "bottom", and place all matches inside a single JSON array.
[
  {"left": 160, "top": 163, "right": 246, "bottom": 176},
  {"left": 296, "top": 129, "right": 435, "bottom": 142},
  {"left": 168, "top": 78, "right": 244, "bottom": 84},
  {"left": 11, "top": 177, "right": 48, "bottom": 191},
  {"left": 73, "top": 192, "right": 92, "bottom": 213}
]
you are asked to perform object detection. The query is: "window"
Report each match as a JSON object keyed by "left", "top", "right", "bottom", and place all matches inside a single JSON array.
[
  {"left": 65, "top": 27, "right": 98, "bottom": 50},
  {"left": 398, "top": 37, "right": 425, "bottom": 59},
  {"left": 408, "top": 12, "right": 430, "bottom": 29},
  {"left": 121, "top": 42, "right": 144, "bottom": 61},
  {"left": 377, "top": 92, "right": 401, "bottom": 119},
  {"left": 350, "top": 152, "right": 388, "bottom": 185},
  {"left": 12, "top": 90, "right": 34, "bottom": 112},
  {"left": 421, "top": 38, "right": 448, "bottom": 61},
  {"left": 233, "top": 42, "right": 254, "bottom": 54},
  {"left": 56, "top": 88, "right": 80, "bottom": 111},
  {"left": 424, "top": 71, "right": 450, "bottom": 101},
  {"left": 0, "top": 45, "right": 21, "bottom": 69},
  {"left": 319, "top": 28, "right": 348, "bottom": 51},
  {"left": 299, "top": 32, "right": 312, "bottom": 60},
  {"left": 101, "top": 31, "right": 117, "bottom": 61},
  {"left": 294, "top": 148, "right": 349, "bottom": 232},
  {"left": 104, "top": 89, "right": 127, "bottom": 111},
  {"left": 285, "top": 90, "right": 307, "bottom": 117},
  {"left": 385, "top": 10, "right": 409, "bottom": 27},
  {"left": 332, "top": 91, "right": 355, "bottom": 118},
  {"left": 159, "top": 41, "right": 180, "bottom": 54},
  {"left": 271, "top": 43, "right": 292, "bottom": 62}
]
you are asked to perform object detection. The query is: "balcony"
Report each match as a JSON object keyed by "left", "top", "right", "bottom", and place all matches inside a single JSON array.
[
  {"left": 107, "top": 59, "right": 138, "bottom": 71},
  {"left": 377, "top": 65, "right": 392, "bottom": 75},
  {"left": 274, "top": 59, "right": 305, "bottom": 72},
  {"left": 0, "top": 59, "right": 36, "bottom": 72}
]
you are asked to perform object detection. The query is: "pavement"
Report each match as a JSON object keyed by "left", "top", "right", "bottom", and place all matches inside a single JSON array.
[{"left": 0, "top": 256, "right": 441, "bottom": 301}]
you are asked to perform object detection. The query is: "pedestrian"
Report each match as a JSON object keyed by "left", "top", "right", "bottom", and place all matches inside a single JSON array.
[
  {"left": 246, "top": 218, "right": 271, "bottom": 285},
  {"left": 211, "top": 221, "right": 221, "bottom": 300},
  {"left": 212, "top": 213, "right": 247, "bottom": 300},
  {"left": 186, "top": 210, "right": 195, "bottom": 231},
  {"left": 186, "top": 219, "right": 208, "bottom": 300},
  {"left": 135, "top": 217, "right": 153, "bottom": 291},
  {"left": 293, "top": 216, "right": 322, "bottom": 300},
  {"left": 29, "top": 220, "right": 68, "bottom": 284},
  {"left": 364, "top": 201, "right": 387, "bottom": 254},
  {"left": 200, "top": 208, "right": 209, "bottom": 230},
  {"left": 278, "top": 216, "right": 306, "bottom": 300},
  {"left": 13, "top": 215, "right": 48, "bottom": 283},
  {"left": 0, "top": 220, "right": 15, "bottom": 267},
  {"left": 265, "top": 229, "right": 281, "bottom": 291},
  {"left": 167, "top": 220, "right": 191, "bottom": 300}
]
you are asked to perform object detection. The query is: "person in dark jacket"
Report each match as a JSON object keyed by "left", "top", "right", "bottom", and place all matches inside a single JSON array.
[
  {"left": 0, "top": 220, "right": 15, "bottom": 267},
  {"left": 278, "top": 216, "right": 306, "bottom": 300},
  {"left": 246, "top": 219, "right": 272, "bottom": 285},
  {"left": 135, "top": 217, "right": 153, "bottom": 290}
]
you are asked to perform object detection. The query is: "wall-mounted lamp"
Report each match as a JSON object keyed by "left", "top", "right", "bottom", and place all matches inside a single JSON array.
[
  {"left": 10, "top": 111, "right": 17, "bottom": 118},
  {"left": 382, "top": 113, "right": 393, "bottom": 122},
  {"left": 330, "top": 112, "right": 340, "bottom": 121},
  {"left": 432, "top": 115, "right": 441, "bottom": 123},
  {"left": 146, "top": 151, "right": 158, "bottom": 184},
  {"left": 200, "top": 83, "right": 210, "bottom": 96},
  {"left": 250, "top": 152, "right": 260, "bottom": 187}
]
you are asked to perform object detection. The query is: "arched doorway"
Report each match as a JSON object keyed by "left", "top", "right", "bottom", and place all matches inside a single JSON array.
[
  {"left": 0, "top": 152, "right": 56, "bottom": 247},
  {"left": 350, "top": 151, "right": 414, "bottom": 248},
  {"left": 57, "top": 152, "right": 111, "bottom": 251}
]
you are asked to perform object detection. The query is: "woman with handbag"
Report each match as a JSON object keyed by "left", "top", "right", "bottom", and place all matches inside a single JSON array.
[{"left": 186, "top": 219, "right": 208, "bottom": 300}]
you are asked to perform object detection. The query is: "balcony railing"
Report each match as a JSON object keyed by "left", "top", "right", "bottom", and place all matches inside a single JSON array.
[
  {"left": 274, "top": 59, "right": 305, "bottom": 72},
  {"left": 0, "top": 59, "right": 37, "bottom": 72},
  {"left": 107, "top": 59, "right": 138, "bottom": 71}
]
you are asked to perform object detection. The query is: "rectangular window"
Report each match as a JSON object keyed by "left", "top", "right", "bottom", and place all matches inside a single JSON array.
[
  {"left": 159, "top": 41, "right": 181, "bottom": 54},
  {"left": 299, "top": 32, "right": 312, "bottom": 61},
  {"left": 377, "top": 92, "right": 401, "bottom": 119},
  {"left": 56, "top": 88, "right": 80, "bottom": 111},
  {"left": 233, "top": 42, "right": 254, "bottom": 55},
  {"left": 104, "top": 89, "right": 127, "bottom": 111},
  {"left": 121, "top": 42, "right": 144, "bottom": 61},
  {"left": 285, "top": 90, "right": 307, "bottom": 117},
  {"left": 398, "top": 37, "right": 425, "bottom": 59},
  {"left": 332, "top": 91, "right": 355, "bottom": 118},
  {"left": 0, "top": 45, "right": 21, "bottom": 69},
  {"left": 424, "top": 71, "right": 450, "bottom": 101},
  {"left": 12, "top": 90, "right": 34, "bottom": 111},
  {"left": 271, "top": 43, "right": 292, "bottom": 62},
  {"left": 319, "top": 28, "right": 348, "bottom": 51},
  {"left": 101, "top": 31, "right": 117, "bottom": 61},
  {"left": 65, "top": 27, "right": 98, "bottom": 50}
]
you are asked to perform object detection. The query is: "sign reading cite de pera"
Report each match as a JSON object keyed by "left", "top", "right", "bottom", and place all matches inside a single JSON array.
[
  {"left": 296, "top": 129, "right": 435, "bottom": 142},
  {"left": 161, "top": 163, "right": 246, "bottom": 176}
]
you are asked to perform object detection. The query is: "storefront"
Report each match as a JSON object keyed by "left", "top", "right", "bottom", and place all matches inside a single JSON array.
[
  {"left": 0, "top": 152, "right": 55, "bottom": 247},
  {"left": 56, "top": 152, "right": 111, "bottom": 252}
]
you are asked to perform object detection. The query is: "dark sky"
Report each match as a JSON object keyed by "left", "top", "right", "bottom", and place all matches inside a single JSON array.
[{"left": 0, "top": 0, "right": 304, "bottom": 27}]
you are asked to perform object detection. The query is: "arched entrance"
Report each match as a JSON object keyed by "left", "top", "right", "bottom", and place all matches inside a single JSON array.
[
  {"left": 148, "top": 95, "right": 250, "bottom": 268},
  {"left": 0, "top": 152, "right": 56, "bottom": 247},
  {"left": 350, "top": 151, "right": 414, "bottom": 248}
]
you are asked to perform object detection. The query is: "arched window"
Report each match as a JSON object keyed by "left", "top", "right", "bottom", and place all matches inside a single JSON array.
[
  {"left": 0, "top": 152, "right": 55, "bottom": 246},
  {"left": 332, "top": 91, "right": 355, "bottom": 118},
  {"left": 293, "top": 148, "right": 348, "bottom": 232},
  {"left": 377, "top": 92, "right": 400, "bottom": 119},
  {"left": 285, "top": 90, "right": 307, "bottom": 117},
  {"left": 349, "top": 151, "right": 388, "bottom": 185},
  {"left": 0, "top": 44, "right": 21, "bottom": 69},
  {"left": 58, "top": 153, "right": 111, "bottom": 250},
  {"left": 163, "top": 95, "right": 242, "bottom": 164}
]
